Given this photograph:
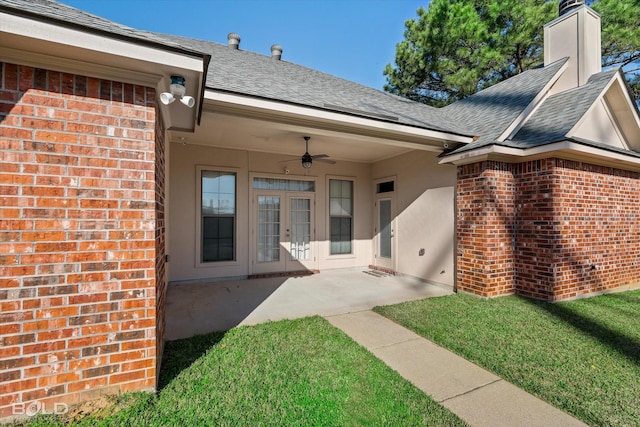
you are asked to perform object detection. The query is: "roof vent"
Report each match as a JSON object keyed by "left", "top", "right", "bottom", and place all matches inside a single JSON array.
[
  {"left": 227, "top": 33, "right": 240, "bottom": 49},
  {"left": 270, "top": 44, "right": 283, "bottom": 60},
  {"left": 559, "top": 0, "right": 584, "bottom": 16}
]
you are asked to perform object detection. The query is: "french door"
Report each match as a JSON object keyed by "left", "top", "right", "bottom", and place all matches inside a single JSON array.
[{"left": 252, "top": 192, "right": 315, "bottom": 274}]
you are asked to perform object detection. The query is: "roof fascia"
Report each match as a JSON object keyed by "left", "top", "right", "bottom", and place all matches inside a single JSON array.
[
  {"left": 204, "top": 90, "right": 475, "bottom": 149},
  {"left": 497, "top": 60, "right": 569, "bottom": 142},
  {"left": 0, "top": 12, "right": 204, "bottom": 75},
  {"left": 1, "top": 11, "right": 208, "bottom": 131},
  {"left": 439, "top": 140, "right": 640, "bottom": 172}
]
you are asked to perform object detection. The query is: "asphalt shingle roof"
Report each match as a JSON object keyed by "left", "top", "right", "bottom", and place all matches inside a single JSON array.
[
  {"left": 148, "top": 34, "right": 471, "bottom": 135},
  {"left": 0, "top": 0, "right": 472, "bottom": 136},
  {"left": 509, "top": 69, "right": 617, "bottom": 147},
  {"left": 2, "top": 0, "right": 635, "bottom": 159},
  {"left": 442, "top": 58, "right": 568, "bottom": 153}
]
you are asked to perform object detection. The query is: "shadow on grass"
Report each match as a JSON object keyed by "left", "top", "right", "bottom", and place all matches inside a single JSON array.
[
  {"left": 521, "top": 294, "right": 640, "bottom": 367},
  {"left": 158, "top": 331, "right": 227, "bottom": 390}
]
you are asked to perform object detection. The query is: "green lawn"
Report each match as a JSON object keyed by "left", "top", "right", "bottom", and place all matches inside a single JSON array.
[
  {"left": 24, "top": 316, "right": 467, "bottom": 427},
  {"left": 374, "top": 290, "right": 640, "bottom": 427}
]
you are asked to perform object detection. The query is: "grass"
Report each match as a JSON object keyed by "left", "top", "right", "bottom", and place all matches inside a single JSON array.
[
  {"left": 23, "top": 316, "right": 467, "bottom": 426},
  {"left": 374, "top": 290, "right": 640, "bottom": 427}
]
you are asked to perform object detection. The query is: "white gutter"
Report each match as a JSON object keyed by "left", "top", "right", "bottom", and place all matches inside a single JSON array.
[
  {"left": 440, "top": 140, "right": 640, "bottom": 171},
  {"left": 204, "top": 90, "right": 475, "bottom": 148}
]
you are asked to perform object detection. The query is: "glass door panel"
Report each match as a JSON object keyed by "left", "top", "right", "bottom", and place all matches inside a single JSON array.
[
  {"left": 379, "top": 199, "right": 392, "bottom": 259},
  {"left": 257, "top": 196, "right": 281, "bottom": 263},
  {"left": 289, "top": 197, "right": 311, "bottom": 261}
]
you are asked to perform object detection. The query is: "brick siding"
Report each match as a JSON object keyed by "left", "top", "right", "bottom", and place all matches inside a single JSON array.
[
  {"left": 154, "top": 109, "right": 167, "bottom": 375},
  {"left": 457, "top": 159, "right": 640, "bottom": 301},
  {"left": 0, "top": 63, "right": 160, "bottom": 418}
]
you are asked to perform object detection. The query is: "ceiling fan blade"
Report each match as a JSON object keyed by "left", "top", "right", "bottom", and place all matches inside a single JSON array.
[
  {"left": 314, "top": 158, "right": 336, "bottom": 164},
  {"left": 312, "top": 154, "right": 330, "bottom": 159},
  {"left": 278, "top": 157, "right": 302, "bottom": 163}
]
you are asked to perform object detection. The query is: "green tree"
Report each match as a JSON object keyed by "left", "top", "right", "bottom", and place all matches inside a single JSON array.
[
  {"left": 385, "top": 0, "right": 640, "bottom": 107},
  {"left": 591, "top": 0, "right": 640, "bottom": 102}
]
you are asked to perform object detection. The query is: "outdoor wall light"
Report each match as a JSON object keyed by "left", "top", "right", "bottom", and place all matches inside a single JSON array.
[{"left": 160, "top": 75, "right": 195, "bottom": 108}]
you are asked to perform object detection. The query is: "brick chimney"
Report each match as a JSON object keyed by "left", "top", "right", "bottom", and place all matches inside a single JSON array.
[{"left": 544, "top": 0, "right": 601, "bottom": 92}]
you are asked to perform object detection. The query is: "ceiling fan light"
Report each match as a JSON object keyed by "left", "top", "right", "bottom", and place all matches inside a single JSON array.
[{"left": 301, "top": 152, "right": 313, "bottom": 169}]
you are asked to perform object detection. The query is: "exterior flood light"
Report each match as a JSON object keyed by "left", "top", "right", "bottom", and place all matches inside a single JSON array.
[{"left": 160, "top": 75, "right": 194, "bottom": 108}]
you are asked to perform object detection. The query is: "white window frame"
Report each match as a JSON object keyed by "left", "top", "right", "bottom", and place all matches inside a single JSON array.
[
  {"left": 326, "top": 175, "right": 356, "bottom": 258},
  {"left": 195, "top": 165, "right": 240, "bottom": 268}
]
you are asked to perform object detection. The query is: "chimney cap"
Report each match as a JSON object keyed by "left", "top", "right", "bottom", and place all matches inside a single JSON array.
[
  {"left": 227, "top": 32, "right": 241, "bottom": 49},
  {"left": 559, "top": 0, "right": 585, "bottom": 16},
  {"left": 271, "top": 44, "right": 283, "bottom": 60}
]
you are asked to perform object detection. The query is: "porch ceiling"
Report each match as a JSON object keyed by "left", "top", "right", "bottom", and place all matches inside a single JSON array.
[{"left": 169, "top": 105, "right": 449, "bottom": 164}]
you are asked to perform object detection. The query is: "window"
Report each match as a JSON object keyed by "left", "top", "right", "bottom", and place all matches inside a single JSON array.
[
  {"left": 376, "top": 180, "right": 394, "bottom": 194},
  {"left": 201, "top": 171, "right": 236, "bottom": 262},
  {"left": 329, "top": 179, "right": 353, "bottom": 255},
  {"left": 253, "top": 177, "right": 314, "bottom": 192}
]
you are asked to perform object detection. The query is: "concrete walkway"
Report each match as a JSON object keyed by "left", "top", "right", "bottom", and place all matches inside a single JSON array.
[{"left": 326, "top": 310, "right": 587, "bottom": 427}]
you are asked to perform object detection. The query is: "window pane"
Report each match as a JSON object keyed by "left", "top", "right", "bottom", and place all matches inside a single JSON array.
[
  {"left": 257, "top": 196, "right": 281, "bottom": 262},
  {"left": 252, "top": 177, "right": 314, "bottom": 192},
  {"left": 329, "top": 180, "right": 353, "bottom": 255},
  {"left": 341, "top": 180, "right": 352, "bottom": 197},
  {"left": 202, "top": 216, "right": 234, "bottom": 262},
  {"left": 201, "top": 171, "right": 236, "bottom": 262},
  {"left": 330, "top": 179, "right": 341, "bottom": 197},
  {"left": 379, "top": 199, "right": 392, "bottom": 258}
]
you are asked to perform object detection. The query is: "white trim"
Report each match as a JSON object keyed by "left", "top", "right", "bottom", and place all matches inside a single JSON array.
[
  {"left": 565, "top": 73, "right": 617, "bottom": 139},
  {"left": 1, "top": 13, "right": 203, "bottom": 73},
  {"left": 203, "top": 91, "right": 474, "bottom": 147},
  {"left": 440, "top": 140, "right": 640, "bottom": 171},
  {"left": 372, "top": 176, "right": 397, "bottom": 272}
]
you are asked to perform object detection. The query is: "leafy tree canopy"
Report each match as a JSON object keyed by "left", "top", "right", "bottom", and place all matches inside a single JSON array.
[{"left": 384, "top": 0, "right": 639, "bottom": 107}]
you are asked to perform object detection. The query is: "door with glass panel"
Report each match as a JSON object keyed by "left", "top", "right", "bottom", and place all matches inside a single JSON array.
[
  {"left": 374, "top": 197, "right": 395, "bottom": 271},
  {"left": 254, "top": 192, "right": 315, "bottom": 274}
]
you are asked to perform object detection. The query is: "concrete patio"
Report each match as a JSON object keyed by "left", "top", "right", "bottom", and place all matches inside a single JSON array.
[{"left": 165, "top": 267, "right": 453, "bottom": 340}]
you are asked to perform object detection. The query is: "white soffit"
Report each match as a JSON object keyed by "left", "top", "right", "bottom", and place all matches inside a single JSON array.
[{"left": 204, "top": 90, "right": 474, "bottom": 149}]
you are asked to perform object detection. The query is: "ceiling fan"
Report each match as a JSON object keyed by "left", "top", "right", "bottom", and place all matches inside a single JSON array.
[{"left": 281, "top": 136, "right": 335, "bottom": 169}]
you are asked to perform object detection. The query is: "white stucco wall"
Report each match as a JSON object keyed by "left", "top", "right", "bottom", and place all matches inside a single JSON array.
[
  {"left": 168, "top": 142, "right": 373, "bottom": 282},
  {"left": 372, "top": 150, "right": 457, "bottom": 286}
]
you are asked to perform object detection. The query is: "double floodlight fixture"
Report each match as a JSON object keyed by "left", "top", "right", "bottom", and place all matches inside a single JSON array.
[{"left": 160, "top": 75, "right": 195, "bottom": 108}]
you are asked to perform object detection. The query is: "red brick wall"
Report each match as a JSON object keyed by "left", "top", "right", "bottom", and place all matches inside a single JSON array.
[
  {"left": 457, "top": 158, "right": 640, "bottom": 301},
  {"left": 513, "top": 159, "right": 558, "bottom": 300},
  {"left": 0, "top": 63, "right": 159, "bottom": 418},
  {"left": 457, "top": 161, "right": 516, "bottom": 297},
  {"left": 154, "top": 109, "right": 167, "bottom": 376}
]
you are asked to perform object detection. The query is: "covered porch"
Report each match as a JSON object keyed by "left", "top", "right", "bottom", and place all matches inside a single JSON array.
[{"left": 165, "top": 92, "right": 467, "bottom": 289}]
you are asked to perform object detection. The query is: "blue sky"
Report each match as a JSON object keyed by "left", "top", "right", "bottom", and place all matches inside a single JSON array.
[{"left": 60, "top": 0, "right": 430, "bottom": 90}]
